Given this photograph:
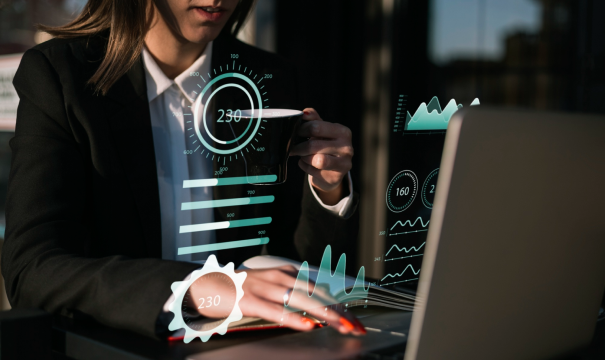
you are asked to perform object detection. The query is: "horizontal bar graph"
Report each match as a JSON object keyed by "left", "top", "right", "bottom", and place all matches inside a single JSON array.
[
  {"left": 178, "top": 237, "right": 270, "bottom": 255},
  {"left": 179, "top": 217, "right": 273, "bottom": 233},
  {"left": 181, "top": 195, "right": 275, "bottom": 210},
  {"left": 179, "top": 175, "right": 277, "bottom": 254},
  {"left": 183, "top": 175, "right": 277, "bottom": 188}
]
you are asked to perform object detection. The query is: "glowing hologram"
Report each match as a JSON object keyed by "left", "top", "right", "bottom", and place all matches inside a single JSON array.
[
  {"left": 284, "top": 245, "right": 369, "bottom": 313},
  {"left": 385, "top": 242, "right": 426, "bottom": 257},
  {"left": 381, "top": 264, "right": 421, "bottom": 282},
  {"left": 168, "top": 255, "right": 246, "bottom": 343},
  {"left": 390, "top": 217, "right": 430, "bottom": 231},
  {"left": 405, "top": 97, "right": 480, "bottom": 131}
]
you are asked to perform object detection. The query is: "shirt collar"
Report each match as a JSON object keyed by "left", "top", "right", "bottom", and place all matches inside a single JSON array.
[{"left": 142, "top": 42, "right": 213, "bottom": 103}]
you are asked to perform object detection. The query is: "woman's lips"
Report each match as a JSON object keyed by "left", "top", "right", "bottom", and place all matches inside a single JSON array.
[{"left": 193, "top": 7, "right": 227, "bottom": 22}]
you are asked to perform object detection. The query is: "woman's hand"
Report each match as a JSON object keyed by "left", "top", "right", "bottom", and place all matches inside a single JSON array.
[
  {"left": 290, "top": 108, "right": 354, "bottom": 206},
  {"left": 188, "top": 266, "right": 366, "bottom": 335}
]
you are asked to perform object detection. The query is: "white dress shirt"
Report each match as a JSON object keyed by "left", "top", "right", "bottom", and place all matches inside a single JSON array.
[{"left": 141, "top": 43, "right": 354, "bottom": 265}]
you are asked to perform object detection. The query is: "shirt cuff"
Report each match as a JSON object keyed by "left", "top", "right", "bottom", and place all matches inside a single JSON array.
[{"left": 308, "top": 172, "right": 354, "bottom": 218}]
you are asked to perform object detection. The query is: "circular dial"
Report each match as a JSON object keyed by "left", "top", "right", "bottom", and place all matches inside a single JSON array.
[
  {"left": 386, "top": 170, "right": 418, "bottom": 213},
  {"left": 421, "top": 168, "right": 439, "bottom": 209},
  {"left": 181, "top": 272, "right": 237, "bottom": 332},
  {"left": 188, "top": 62, "right": 269, "bottom": 165}
]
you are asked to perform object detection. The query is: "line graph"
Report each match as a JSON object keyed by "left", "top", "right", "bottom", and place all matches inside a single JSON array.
[
  {"left": 384, "top": 242, "right": 425, "bottom": 262},
  {"left": 380, "top": 264, "right": 421, "bottom": 286},
  {"left": 389, "top": 217, "right": 429, "bottom": 236}
]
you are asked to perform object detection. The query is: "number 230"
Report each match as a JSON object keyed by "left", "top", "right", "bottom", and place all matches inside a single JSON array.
[{"left": 198, "top": 295, "right": 221, "bottom": 309}]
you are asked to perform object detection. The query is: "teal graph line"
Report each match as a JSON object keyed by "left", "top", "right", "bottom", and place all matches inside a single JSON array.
[
  {"left": 183, "top": 175, "right": 277, "bottom": 188},
  {"left": 177, "top": 237, "right": 270, "bottom": 255},
  {"left": 381, "top": 278, "right": 419, "bottom": 286},
  {"left": 284, "top": 245, "right": 369, "bottom": 313},
  {"left": 385, "top": 242, "right": 426, "bottom": 256},
  {"left": 181, "top": 196, "right": 275, "bottom": 210},
  {"left": 179, "top": 217, "right": 272, "bottom": 233},
  {"left": 381, "top": 264, "right": 420, "bottom": 281},
  {"left": 390, "top": 217, "right": 429, "bottom": 231},
  {"left": 404, "top": 97, "right": 480, "bottom": 131},
  {"left": 384, "top": 254, "right": 423, "bottom": 262}
]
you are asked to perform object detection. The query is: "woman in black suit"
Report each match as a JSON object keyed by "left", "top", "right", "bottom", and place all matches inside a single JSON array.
[{"left": 1, "top": 0, "right": 364, "bottom": 338}]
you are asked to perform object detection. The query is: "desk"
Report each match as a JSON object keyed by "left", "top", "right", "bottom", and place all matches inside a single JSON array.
[{"left": 50, "top": 308, "right": 605, "bottom": 360}]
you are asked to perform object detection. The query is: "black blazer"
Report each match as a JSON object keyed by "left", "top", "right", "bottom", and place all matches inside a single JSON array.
[{"left": 1, "top": 33, "right": 359, "bottom": 338}]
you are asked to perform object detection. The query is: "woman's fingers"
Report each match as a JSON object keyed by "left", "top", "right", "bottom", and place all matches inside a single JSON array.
[
  {"left": 283, "top": 288, "right": 365, "bottom": 335},
  {"left": 300, "top": 154, "right": 352, "bottom": 172},
  {"left": 296, "top": 301, "right": 366, "bottom": 335},
  {"left": 275, "top": 265, "right": 299, "bottom": 277},
  {"left": 236, "top": 268, "right": 365, "bottom": 335},
  {"left": 298, "top": 160, "right": 345, "bottom": 188},
  {"left": 246, "top": 270, "right": 335, "bottom": 308},
  {"left": 253, "top": 282, "right": 339, "bottom": 314},
  {"left": 243, "top": 285, "right": 359, "bottom": 334},
  {"left": 302, "top": 108, "right": 323, "bottom": 121},
  {"left": 291, "top": 108, "right": 354, "bottom": 195},
  {"left": 290, "top": 139, "right": 354, "bottom": 158},
  {"left": 248, "top": 267, "right": 315, "bottom": 292},
  {"left": 297, "top": 120, "right": 352, "bottom": 140},
  {"left": 240, "top": 294, "right": 314, "bottom": 332}
]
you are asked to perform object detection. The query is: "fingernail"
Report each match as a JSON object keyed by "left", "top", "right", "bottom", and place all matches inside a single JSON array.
[
  {"left": 339, "top": 317, "right": 355, "bottom": 331},
  {"left": 303, "top": 110, "right": 310, "bottom": 115},
  {"left": 301, "top": 317, "right": 314, "bottom": 327},
  {"left": 353, "top": 318, "right": 367, "bottom": 334}
]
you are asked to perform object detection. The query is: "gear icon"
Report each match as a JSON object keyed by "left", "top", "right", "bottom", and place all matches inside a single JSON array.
[{"left": 168, "top": 255, "right": 247, "bottom": 343}]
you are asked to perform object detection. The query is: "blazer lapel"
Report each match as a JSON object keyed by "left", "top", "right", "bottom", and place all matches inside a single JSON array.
[{"left": 104, "top": 57, "right": 162, "bottom": 258}]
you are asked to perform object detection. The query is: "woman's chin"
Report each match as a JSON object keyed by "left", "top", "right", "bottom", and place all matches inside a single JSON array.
[{"left": 181, "top": 28, "right": 221, "bottom": 45}]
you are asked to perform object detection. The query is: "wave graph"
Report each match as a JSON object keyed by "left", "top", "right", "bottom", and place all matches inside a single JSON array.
[
  {"left": 385, "top": 242, "right": 425, "bottom": 256},
  {"left": 390, "top": 217, "right": 429, "bottom": 231},
  {"left": 384, "top": 242, "right": 425, "bottom": 261}
]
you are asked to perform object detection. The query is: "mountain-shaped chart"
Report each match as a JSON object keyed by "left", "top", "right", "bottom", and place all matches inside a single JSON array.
[
  {"left": 283, "top": 245, "right": 369, "bottom": 313},
  {"left": 405, "top": 97, "right": 480, "bottom": 131}
]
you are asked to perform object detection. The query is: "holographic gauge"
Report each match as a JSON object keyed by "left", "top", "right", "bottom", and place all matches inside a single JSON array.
[
  {"left": 421, "top": 168, "right": 439, "bottom": 209},
  {"left": 386, "top": 170, "right": 418, "bottom": 213},
  {"left": 189, "top": 61, "right": 270, "bottom": 164}
]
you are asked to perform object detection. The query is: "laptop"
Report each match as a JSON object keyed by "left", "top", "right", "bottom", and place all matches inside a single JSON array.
[
  {"left": 405, "top": 108, "right": 605, "bottom": 359},
  {"left": 189, "top": 108, "right": 605, "bottom": 360}
]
